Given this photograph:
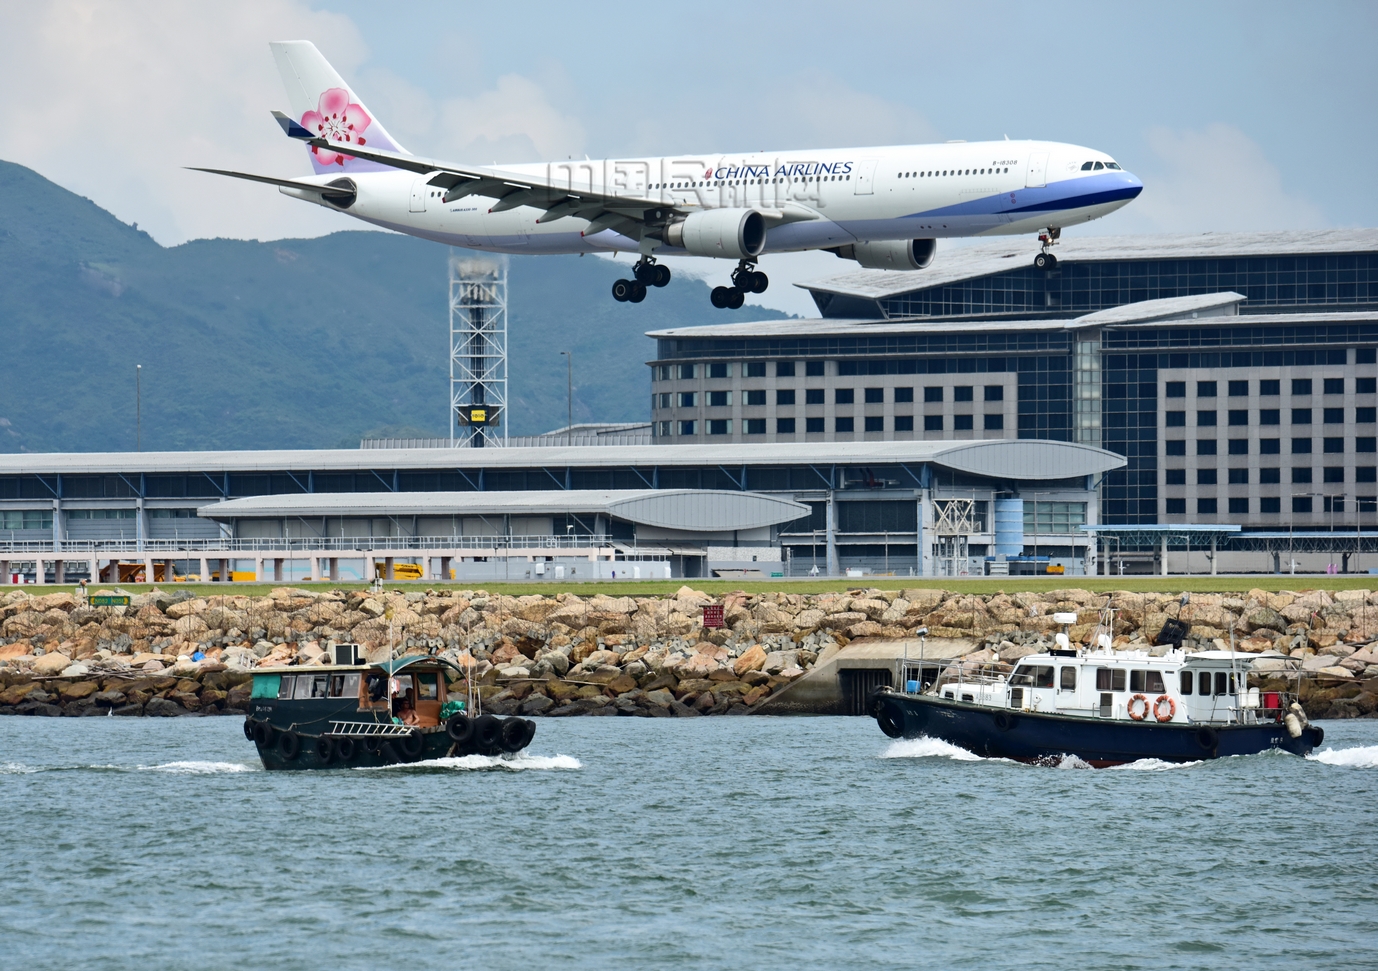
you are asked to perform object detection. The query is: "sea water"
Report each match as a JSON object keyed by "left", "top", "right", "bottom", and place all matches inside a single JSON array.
[{"left": 1, "top": 716, "right": 1375, "bottom": 971}]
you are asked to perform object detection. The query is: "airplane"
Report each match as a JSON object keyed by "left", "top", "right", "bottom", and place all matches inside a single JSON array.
[{"left": 195, "top": 41, "right": 1143, "bottom": 310}]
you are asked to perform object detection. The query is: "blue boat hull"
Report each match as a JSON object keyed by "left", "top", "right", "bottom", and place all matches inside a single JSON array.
[{"left": 871, "top": 690, "right": 1322, "bottom": 766}]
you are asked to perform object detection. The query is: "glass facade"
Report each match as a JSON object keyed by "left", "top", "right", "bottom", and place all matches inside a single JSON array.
[{"left": 871, "top": 254, "right": 1378, "bottom": 320}]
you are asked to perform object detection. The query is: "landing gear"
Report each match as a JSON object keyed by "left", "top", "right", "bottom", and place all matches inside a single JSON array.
[
  {"left": 1034, "top": 227, "right": 1061, "bottom": 270},
  {"left": 613, "top": 258, "right": 669, "bottom": 304},
  {"left": 709, "top": 261, "right": 767, "bottom": 310}
]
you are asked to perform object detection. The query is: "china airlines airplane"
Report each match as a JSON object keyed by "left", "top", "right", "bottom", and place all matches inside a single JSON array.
[{"left": 197, "top": 41, "right": 1143, "bottom": 309}]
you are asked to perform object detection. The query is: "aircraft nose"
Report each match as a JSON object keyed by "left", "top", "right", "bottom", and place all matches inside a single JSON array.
[{"left": 1121, "top": 171, "right": 1144, "bottom": 198}]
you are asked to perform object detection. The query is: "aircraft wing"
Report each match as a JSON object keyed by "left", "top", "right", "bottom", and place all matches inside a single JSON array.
[{"left": 295, "top": 127, "right": 819, "bottom": 238}]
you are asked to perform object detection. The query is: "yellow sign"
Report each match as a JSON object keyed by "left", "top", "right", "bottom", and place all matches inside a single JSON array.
[{"left": 470, "top": 409, "right": 486, "bottom": 423}]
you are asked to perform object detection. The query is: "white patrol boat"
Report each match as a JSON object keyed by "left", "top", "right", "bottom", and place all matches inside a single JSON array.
[{"left": 870, "top": 617, "right": 1323, "bottom": 766}]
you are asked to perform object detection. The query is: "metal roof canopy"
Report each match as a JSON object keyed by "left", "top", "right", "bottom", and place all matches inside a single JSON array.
[
  {"left": 197, "top": 489, "right": 811, "bottom": 533},
  {"left": 1081, "top": 524, "right": 1240, "bottom": 547},
  {"left": 794, "top": 229, "right": 1378, "bottom": 302},
  {"left": 0, "top": 439, "right": 1124, "bottom": 481}
]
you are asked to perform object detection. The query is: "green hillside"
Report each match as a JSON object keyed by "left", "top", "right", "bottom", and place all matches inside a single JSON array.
[{"left": 0, "top": 160, "right": 785, "bottom": 452}]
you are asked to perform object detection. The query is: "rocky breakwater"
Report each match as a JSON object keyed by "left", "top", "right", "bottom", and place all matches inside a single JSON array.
[{"left": 0, "top": 585, "right": 1374, "bottom": 719}]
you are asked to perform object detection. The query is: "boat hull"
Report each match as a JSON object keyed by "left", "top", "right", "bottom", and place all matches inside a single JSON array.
[{"left": 871, "top": 690, "right": 1322, "bottom": 765}]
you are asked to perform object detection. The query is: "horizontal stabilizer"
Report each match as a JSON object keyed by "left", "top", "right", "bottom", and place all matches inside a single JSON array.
[
  {"left": 271, "top": 110, "right": 314, "bottom": 140},
  {"left": 186, "top": 167, "right": 355, "bottom": 196}
]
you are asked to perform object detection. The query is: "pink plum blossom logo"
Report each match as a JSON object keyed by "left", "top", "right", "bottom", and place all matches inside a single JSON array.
[{"left": 301, "top": 88, "right": 372, "bottom": 166}]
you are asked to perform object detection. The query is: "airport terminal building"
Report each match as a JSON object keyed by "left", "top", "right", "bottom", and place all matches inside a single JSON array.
[{"left": 1, "top": 230, "right": 1375, "bottom": 580}]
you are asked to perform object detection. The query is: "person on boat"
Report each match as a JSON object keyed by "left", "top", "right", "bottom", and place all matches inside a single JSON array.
[{"left": 396, "top": 688, "right": 419, "bottom": 726}]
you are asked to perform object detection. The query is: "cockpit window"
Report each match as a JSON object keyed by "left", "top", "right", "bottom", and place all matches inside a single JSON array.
[
  {"left": 1105, "top": 162, "right": 1121, "bottom": 170},
  {"left": 1081, "top": 161, "right": 1094, "bottom": 170},
  {"left": 1093, "top": 161, "right": 1104, "bottom": 170}
]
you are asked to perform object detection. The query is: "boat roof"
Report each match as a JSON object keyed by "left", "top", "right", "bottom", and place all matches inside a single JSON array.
[
  {"left": 1013, "top": 649, "right": 1273, "bottom": 666},
  {"left": 252, "top": 655, "right": 463, "bottom": 677}
]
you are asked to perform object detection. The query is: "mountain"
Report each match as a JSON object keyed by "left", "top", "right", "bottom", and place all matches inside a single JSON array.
[{"left": 0, "top": 160, "right": 786, "bottom": 453}]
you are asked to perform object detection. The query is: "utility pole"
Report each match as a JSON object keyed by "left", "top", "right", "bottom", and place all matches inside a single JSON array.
[
  {"left": 136, "top": 364, "right": 142, "bottom": 451},
  {"left": 560, "top": 350, "right": 572, "bottom": 445}
]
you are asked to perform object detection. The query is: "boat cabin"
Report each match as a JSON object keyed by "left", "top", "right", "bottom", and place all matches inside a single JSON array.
[
  {"left": 249, "top": 655, "right": 464, "bottom": 730},
  {"left": 926, "top": 649, "right": 1278, "bottom": 726}
]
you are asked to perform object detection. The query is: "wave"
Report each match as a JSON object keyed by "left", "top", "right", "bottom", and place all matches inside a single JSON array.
[
  {"left": 879, "top": 736, "right": 984, "bottom": 761},
  {"left": 0, "top": 762, "right": 38, "bottom": 774},
  {"left": 141, "top": 761, "right": 258, "bottom": 774},
  {"left": 1308, "top": 744, "right": 1378, "bottom": 769},
  {"left": 1109, "top": 758, "right": 1203, "bottom": 771},
  {"left": 358, "top": 752, "right": 582, "bottom": 772}
]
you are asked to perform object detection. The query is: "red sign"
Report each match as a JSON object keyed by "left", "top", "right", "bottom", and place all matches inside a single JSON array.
[{"left": 702, "top": 604, "right": 725, "bottom": 628}]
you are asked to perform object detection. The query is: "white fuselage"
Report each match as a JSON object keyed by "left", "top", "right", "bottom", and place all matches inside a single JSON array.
[{"left": 284, "top": 139, "right": 1143, "bottom": 259}]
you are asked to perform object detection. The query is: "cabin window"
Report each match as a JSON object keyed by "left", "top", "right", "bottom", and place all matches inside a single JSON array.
[
  {"left": 292, "top": 677, "right": 314, "bottom": 700},
  {"left": 363, "top": 673, "right": 389, "bottom": 705},
  {"left": 1010, "top": 687, "right": 1024, "bottom": 708},
  {"left": 1215, "top": 672, "right": 1228, "bottom": 696},
  {"left": 276, "top": 675, "right": 296, "bottom": 700},
  {"left": 1199, "top": 671, "right": 1213, "bottom": 696},
  {"left": 1180, "top": 671, "right": 1193, "bottom": 695},
  {"left": 1060, "top": 667, "right": 1076, "bottom": 690},
  {"left": 1130, "top": 670, "right": 1147, "bottom": 692},
  {"left": 328, "top": 673, "right": 360, "bottom": 698},
  {"left": 1024, "top": 665, "right": 1054, "bottom": 688},
  {"left": 1096, "top": 668, "right": 1126, "bottom": 691},
  {"left": 943, "top": 690, "right": 954, "bottom": 699},
  {"left": 417, "top": 673, "right": 440, "bottom": 701},
  {"left": 252, "top": 674, "right": 281, "bottom": 700},
  {"left": 961, "top": 694, "right": 975, "bottom": 702},
  {"left": 1145, "top": 671, "right": 1165, "bottom": 693}
]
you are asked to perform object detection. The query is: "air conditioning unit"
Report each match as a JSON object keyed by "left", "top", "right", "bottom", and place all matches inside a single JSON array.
[{"left": 332, "top": 643, "right": 364, "bottom": 665}]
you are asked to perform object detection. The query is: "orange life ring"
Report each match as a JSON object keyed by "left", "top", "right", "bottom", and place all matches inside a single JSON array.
[
  {"left": 1127, "top": 693, "right": 1150, "bottom": 721},
  {"left": 1153, "top": 694, "right": 1176, "bottom": 723}
]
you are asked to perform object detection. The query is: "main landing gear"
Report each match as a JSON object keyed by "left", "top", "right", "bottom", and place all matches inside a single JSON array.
[
  {"left": 710, "top": 261, "right": 769, "bottom": 310},
  {"left": 612, "top": 258, "right": 671, "bottom": 303},
  {"left": 1033, "top": 227, "right": 1061, "bottom": 270}
]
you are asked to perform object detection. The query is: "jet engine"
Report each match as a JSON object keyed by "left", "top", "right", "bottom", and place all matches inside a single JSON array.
[
  {"left": 832, "top": 238, "right": 937, "bottom": 270},
  {"left": 665, "top": 209, "right": 767, "bottom": 260}
]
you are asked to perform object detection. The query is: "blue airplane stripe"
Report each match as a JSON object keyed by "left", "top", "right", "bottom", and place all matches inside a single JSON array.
[{"left": 902, "top": 174, "right": 1142, "bottom": 220}]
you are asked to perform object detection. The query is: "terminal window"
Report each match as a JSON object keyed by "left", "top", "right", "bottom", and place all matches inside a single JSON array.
[
  {"left": 1228, "top": 410, "right": 1248, "bottom": 425},
  {"left": 678, "top": 392, "right": 696, "bottom": 407},
  {"left": 1260, "top": 409, "right": 1280, "bottom": 424},
  {"left": 1198, "top": 468, "right": 1217, "bottom": 485},
  {"left": 776, "top": 389, "right": 795, "bottom": 405},
  {"left": 864, "top": 388, "right": 884, "bottom": 403},
  {"left": 1165, "top": 469, "right": 1186, "bottom": 484},
  {"left": 984, "top": 414, "right": 1004, "bottom": 430},
  {"left": 1324, "top": 408, "right": 1344, "bottom": 424},
  {"left": 1260, "top": 497, "right": 1281, "bottom": 513},
  {"left": 744, "top": 419, "right": 766, "bottom": 435},
  {"left": 806, "top": 417, "right": 824, "bottom": 433},
  {"left": 1359, "top": 407, "right": 1377, "bottom": 423},
  {"left": 864, "top": 416, "right": 884, "bottom": 432},
  {"left": 1198, "top": 440, "right": 1217, "bottom": 455},
  {"left": 1324, "top": 467, "right": 1345, "bottom": 482},
  {"left": 1260, "top": 468, "right": 1281, "bottom": 483},
  {"left": 745, "top": 362, "right": 766, "bottom": 377},
  {"left": 1359, "top": 467, "right": 1377, "bottom": 482},
  {"left": 954, "top": 386, "right": 974, "bottom": 402},
  {"left": 1229, "top": 380, "right": 1250, "bottom": 396},
  {"left": 1228, "top": 468, "right": 1249, "bottom": 484},
  {"left": 1362, "top": 438, "right": 1378, "bottom": 452},
  {"left": 1293, "top": 468, "right": 1312, "bottom": 483},
  {"left": 924, "top": 387, "right": 944, "bottom": 402},
  {"left": 776, "top": 361, "right": 796, "bottom": 377},
  {"left": 1198, "top": 381, "right": 1217, "bottom": 397},
  {"left": 1259, "top": 380, "right": 1280, "bottom": 396},
  {"left": 805, "top": 361, "right": 825, "bottom": 377},
  {"left": 777, "top": 417, "right": 796, "bottom": 434},
  {"left": 1198, "top": 410, "right": 1217, "bottom": 426},
  {"left": 895, "top": 415, "right": 914, "bottom": 431},
  {"left": 1229, "top": 497, "right": 1249, "bottom": 514},
  {"left": 1324, "top": 437, "right": 1344, "bottom": 453},
  {"left": 835, "top": 417, "right": 854, "bottom": 433},
  {"left": 1292, "top": 409, "right": 1312, "bottom": 424},
  {"left": 924, "top": 415, "right": 943, "bottom": 431},
  {"left": 1324, "top": 496, "right": 1345, "bottom": 513},
  {"left": 1228, "top": 439, "right": 1248, "bottom": 454},
  {"left": 1198, "top": 498, "right": 1217, "bottom": 514},
  {"left": 708, "top": 419, "right": 731, "bottom": 435},
  {"left": 954, "top": 415, "right": 974, "bottom": 430},
  {"left": 1165, "top": 498, "right": 1186, "bottom": 514},
  {"left": 1293, "top": 496, "right": 1312, "bottom": 513},
  {"left": 1293, "top": 379, "right": 1313, "bottom": 395},
  {"left": 1358, "top": 377, "right": 1377, "bottom": 394},
  {"left": 1260, "top": 439, "right": 1280, "bottom": 454},
  {"left": 708, "top": 391, "right": 731, "bottom": 406},
  {"left": 678, "top": 364, "right": 695, "bottom": 379},
  {"left": 1166, "top": 382, "right": 1186, "bottom": 398},
  {"left": 1324, "top": 378, "right": 1345, "bottom": 395},
  {"left": 678, "top": 421, "right": 696, "bottom": 435},
  {"left": 744, "top": 390, "right": 766, "bottom": 406},
  {"left": 836, "top": 388, "right": 855, "bottom": 404},
  {"left": 1166, "top": 441, "right": 1186, "bottom": 455},
  {"left": 895, "top": 387, "right": 914, "bottom": 403},
  {"left": 985, "top": 385, "right": 1004, "bottom": 401},
  {"left": 805, "top": 389, "right": 825, "bottom": 404},
  {"left": 1166, "top": 411, "right": 1186, "bottom": 427},
  {"left": 708, "top": 363, "right": 732, "bottom": 379}
]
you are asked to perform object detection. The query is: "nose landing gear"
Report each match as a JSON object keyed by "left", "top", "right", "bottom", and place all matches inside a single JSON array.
[
  {"left": 710, "top": 261, "right": 769, "bottom": 310},
  {"left": 612, "top": 257, "right": 671, "bottom": 303},
  {"left": 1033, "top": 227, "right": 1061, "bottom": 270}
]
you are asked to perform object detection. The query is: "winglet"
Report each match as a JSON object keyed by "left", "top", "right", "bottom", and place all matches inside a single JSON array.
[{"left": 271, "top": 110, "right": 314, "bottom": 140}]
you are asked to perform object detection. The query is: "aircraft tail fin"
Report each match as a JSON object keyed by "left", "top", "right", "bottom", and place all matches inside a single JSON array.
[{"left": 269, "top": 40, "right": 407, "bottom": 173}]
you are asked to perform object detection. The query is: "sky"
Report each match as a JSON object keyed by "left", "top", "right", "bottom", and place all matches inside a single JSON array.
[{"left": 0, "top": 0, "right": 1373, "bottom": 316}]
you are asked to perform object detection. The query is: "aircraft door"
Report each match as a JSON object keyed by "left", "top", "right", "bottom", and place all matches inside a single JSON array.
[
  {"left": 1025, "top": 153, "right": 1048, "bottom": 188},
  {"left": 853, "top": 158, "right": 878, "bottom": 195},
  {"left": 410, "top": 178, "right": 428, "bottom": 213}
]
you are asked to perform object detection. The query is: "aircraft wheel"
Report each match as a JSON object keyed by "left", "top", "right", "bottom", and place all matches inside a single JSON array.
[
  {"left": 634, "top": 262, "right": 658, "bottom": 285},
  {"left": 710, "top": 286, "right": 731, "bottom": 309},
  {"left": 629, "top": 282, "right": 648, "bottom": 303},
  {"left": 654, "top": 264, "right": 672, "bottom": 287},
  {"left": 726, "top": 287, "right": 745, "bottom": 310},
  {"left": 749, "top": 271, "right": 769, "bottom": 293},
  {"left": 1034, "top": 253, "right": 1050, "bottom": 270},
  {"left": 612, "top": 279, "right": 633, "bottom": 302}
]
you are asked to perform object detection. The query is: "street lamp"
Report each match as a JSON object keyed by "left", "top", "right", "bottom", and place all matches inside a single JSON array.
[{"left": 1289, "top": 491, "right": 1322, "bottom": 575}]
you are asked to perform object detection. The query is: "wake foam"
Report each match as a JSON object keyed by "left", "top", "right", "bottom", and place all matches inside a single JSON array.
[
  {"left": 1, "top": 762, "right": 38, "bottom": 774},
  {"left": 141, "top": 761, "right": 257, "bottom": 774},
  {"left": 1109, "top": 758, "right": 1202, "bottom": 771},
  {"left": 1308, "top": 744, "right": 1378, "bottom": 769},
  {"left": 360, "top": 752, "right": 582, "bottom": 772},
  {"left": 880, "top": 736, "right": 983, "bottom": 761}
]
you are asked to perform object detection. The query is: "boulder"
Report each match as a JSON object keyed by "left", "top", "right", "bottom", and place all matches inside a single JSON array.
[
  {"left": 733, "top": 644, "right": 768, "bottom": 676},
  {"left": 1243, "top": 607, "right": 1286, "bottom": 633},
  {"left": 226, "top": 683, "right": 252, "bottom": 709},
  {"left": 520, "top": 694, "right": 555, "bottom": 715},
  {"left": 32, "top": 653, "right": 73, "bottom": 676},
  {"left": 57, "top": 681, "right": 99, "bottom": 701},
  {"left": 92, "top": 689, "right": 127, "bottom": 707},
  {"left": 144, "top": 697, "right": 183, "bottom": 717}
]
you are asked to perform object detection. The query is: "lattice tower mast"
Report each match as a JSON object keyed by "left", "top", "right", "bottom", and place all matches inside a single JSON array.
[{"left": 449, "top": 255, "right": 508, "bottom": 447}]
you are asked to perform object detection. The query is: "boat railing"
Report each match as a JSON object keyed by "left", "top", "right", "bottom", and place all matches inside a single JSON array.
[
  {"left": 902, "top": 657, "right": 1011, "bottom": 695},
  {"left": 327, "top": 720, "right": 417, "bottom": 737}
]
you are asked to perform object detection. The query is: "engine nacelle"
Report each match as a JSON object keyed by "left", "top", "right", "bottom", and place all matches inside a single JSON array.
[
  {"left": 665, "top": 208, "right": 767, "bottom": 260},
  {"left": 833, "top": 239, "right": 937, "bottom": 270}
]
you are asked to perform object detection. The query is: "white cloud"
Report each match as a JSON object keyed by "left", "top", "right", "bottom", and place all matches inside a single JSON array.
[{"left": 1108, "top": 123, "right": 1325, "bottom": 235}]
